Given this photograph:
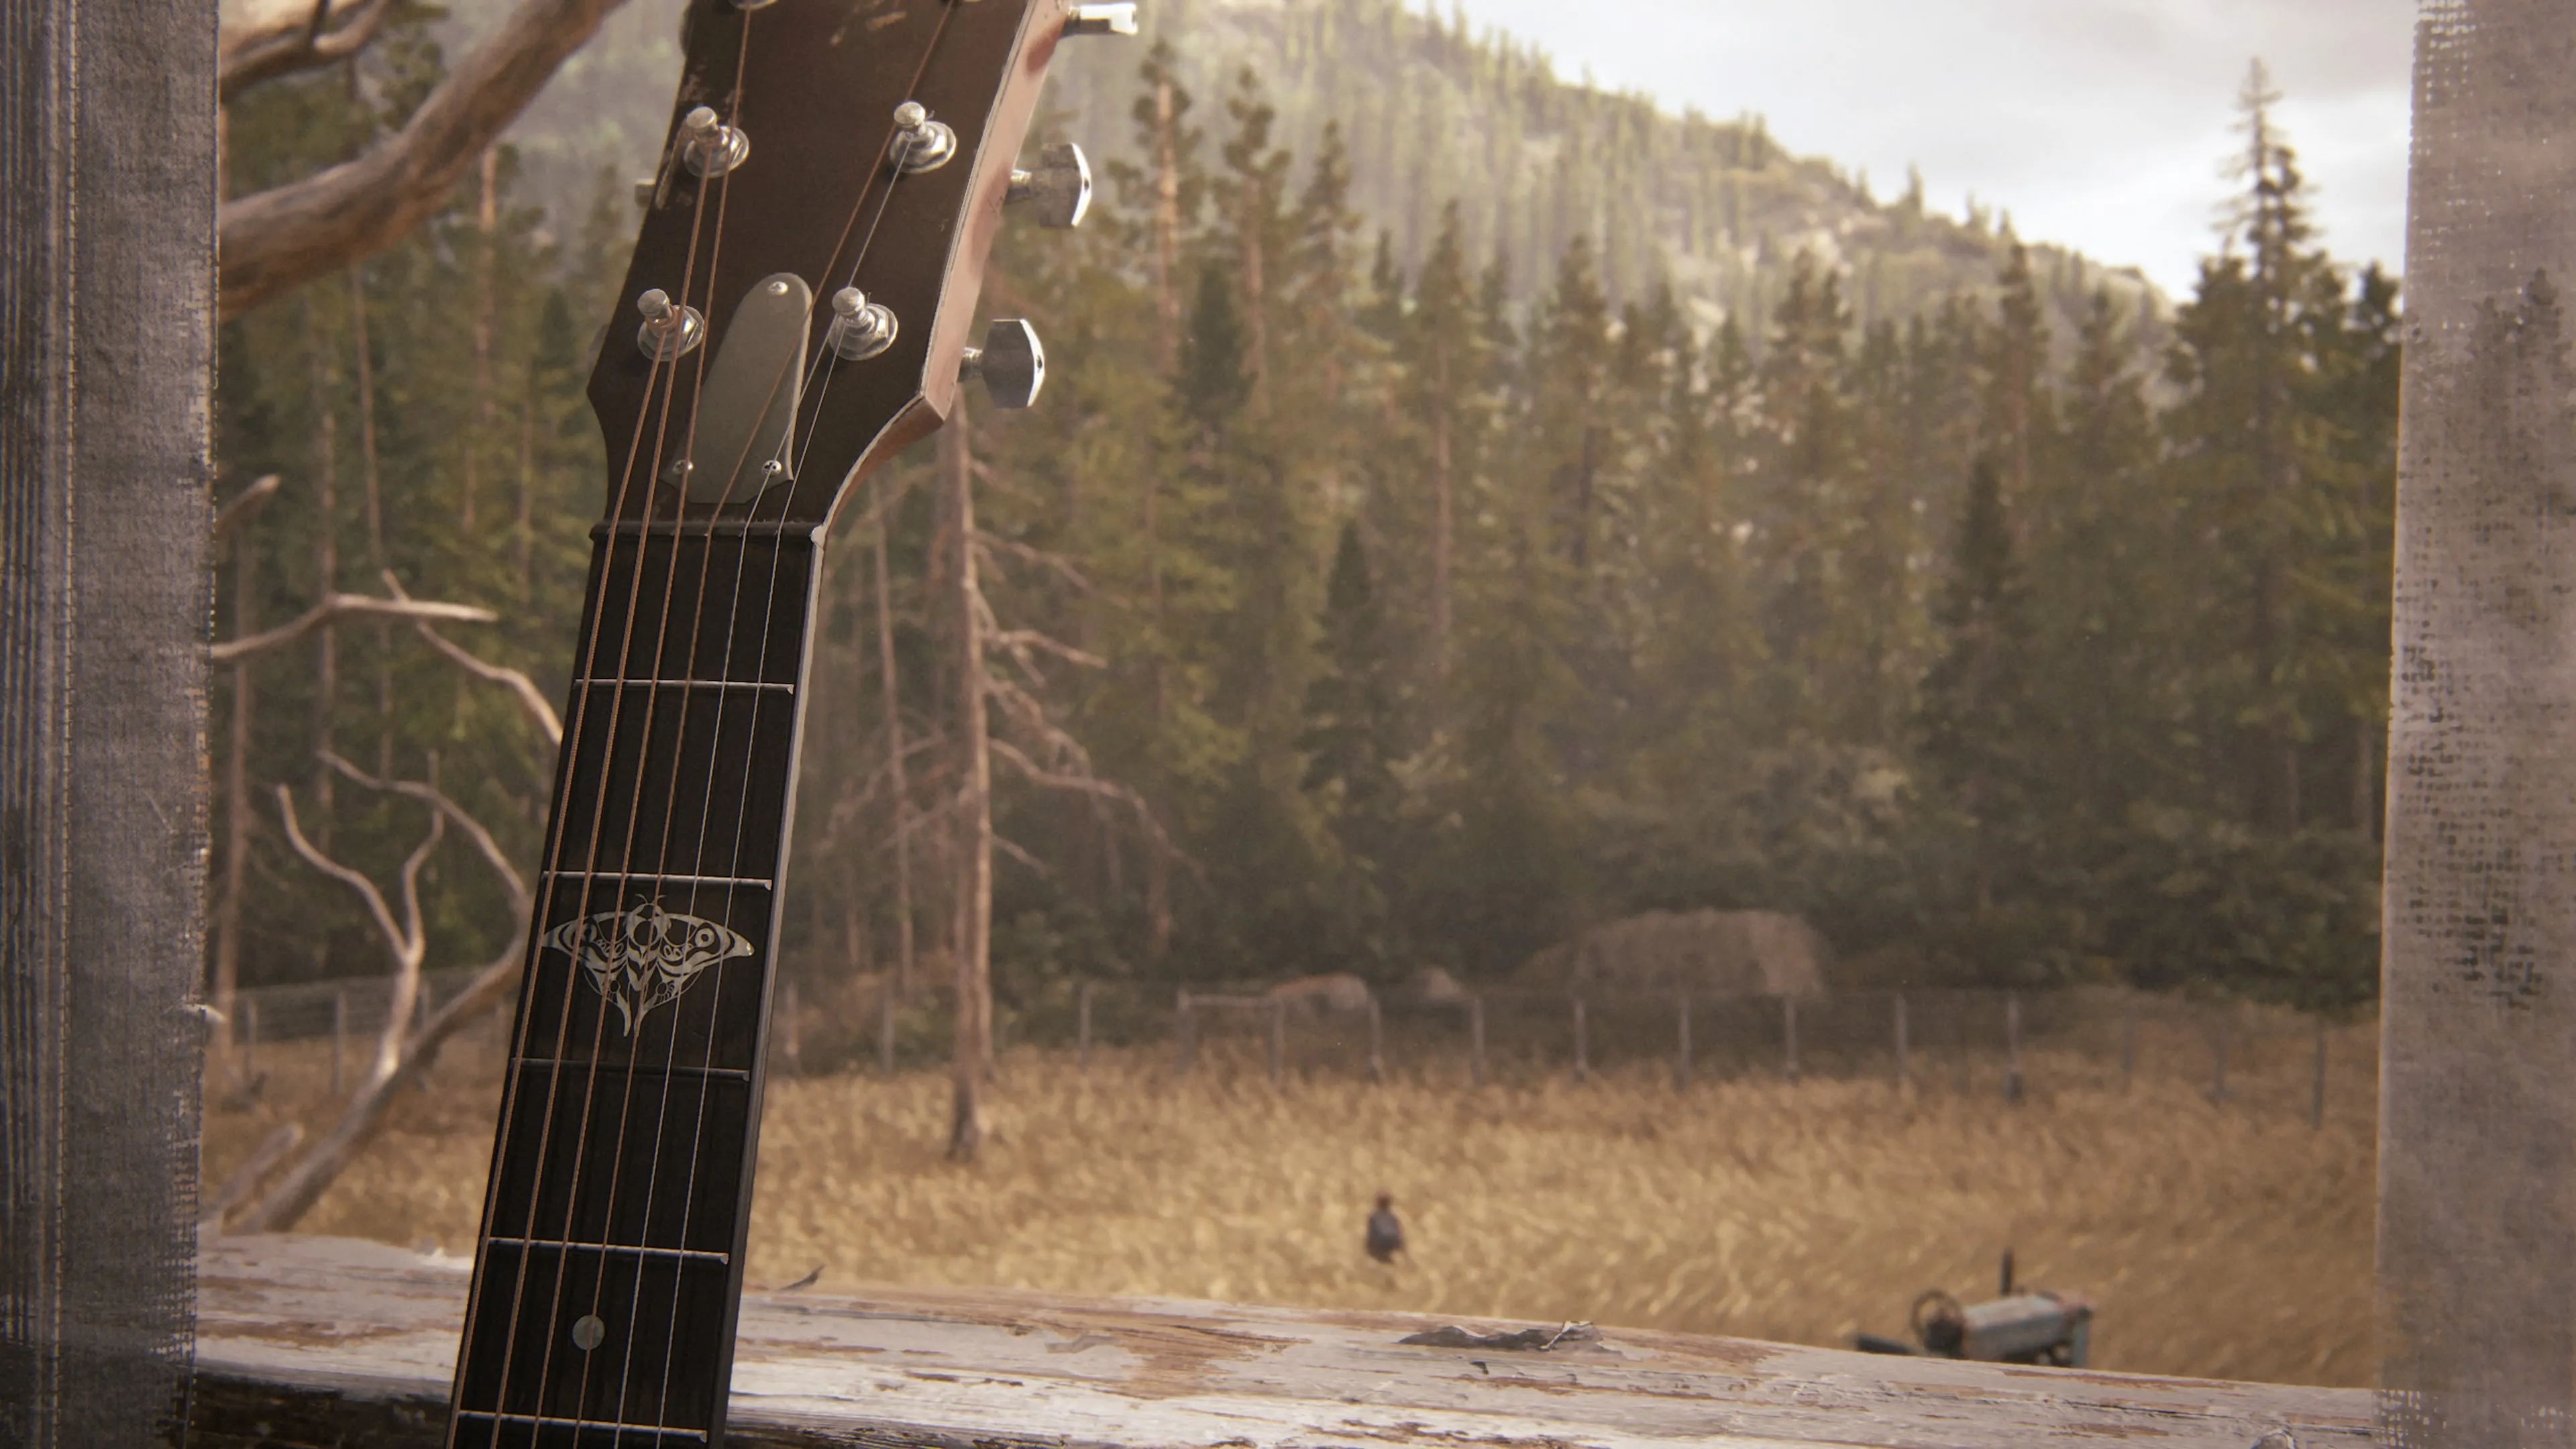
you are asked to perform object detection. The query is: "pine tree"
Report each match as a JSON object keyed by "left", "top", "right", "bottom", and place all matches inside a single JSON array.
[
  {"left": 1917, "top": 457, "right": 2038, "bottom": 946},
  {"left": 1299, "top": 521, "right": 1401, "bottom": 965}
]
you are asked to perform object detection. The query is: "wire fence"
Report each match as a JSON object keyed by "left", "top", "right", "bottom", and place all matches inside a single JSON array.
[{"left": 225, "top": 972, "right": 2373, "bottom": 1128}]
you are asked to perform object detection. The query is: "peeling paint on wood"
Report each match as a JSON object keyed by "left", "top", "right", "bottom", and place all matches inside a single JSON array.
[{"left": 192, "top": 1236, "right": 2369, "bottom": 1448}]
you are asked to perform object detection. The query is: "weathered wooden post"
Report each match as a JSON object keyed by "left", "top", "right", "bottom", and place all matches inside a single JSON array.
[
  {"left": 1267, "top": 996, "right": 1286, "bottom": 1088},
  {"left": 243, "top": 996, "right": 260, "bottom": 1085},
  {"left": 1077, "top": 980, "right": 1093, "bottom": 1073},
  {"left": 878, "top": 980, "right": 896, "bottom": 1076},
  {"left": 1674, "top": 993, "right": 1693, "bottom": 1090},
  {"left": 1572, "top": 996, "right": 1589, "bottom": 1083},
  {"left": 2004, "top": 992, "right": 2023, "bottom": 1105},
  {"left": 2311, "top": 1018, "right": 2328, "bottom": 1130},
  {"left": 331, "top": 989, "right": 348, "bottom": 1097},
  {"left": 1468, "top": 996, "right": 1487, "bottom": 1088},
  {"left": 1783, "top": 996, "right": 1801, "bottom": 1085},
  {"left": 2380, "top": 9, "right": 2576, "bottom": 1436},
  {"left": 1893, "top": 992, "right": 1910, "bottom": 1095},
  {"left": 0, "top": 2, "right": 217, "bottom": 1434},
  {"left": 1366, "top": 996, "right": 1383, "bottom": 1083}
]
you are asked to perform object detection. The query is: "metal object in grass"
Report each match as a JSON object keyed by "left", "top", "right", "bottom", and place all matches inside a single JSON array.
[{"left": 1855, "top": 1250, "right": 2094, "bottom": 1367}]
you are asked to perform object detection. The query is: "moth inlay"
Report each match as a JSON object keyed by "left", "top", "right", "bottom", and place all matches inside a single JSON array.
[{"left": 543, "top": 902, "right": 753, "bottom": 1034}]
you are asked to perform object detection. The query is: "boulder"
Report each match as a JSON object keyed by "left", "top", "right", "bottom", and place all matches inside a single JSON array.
[
  {"left": 1513, "top": 909, "right": 1831, "bottom": 1000},
  {"left": 1265, "top": 972, "right": 1373, "bottom": 1016},
  {"left": 1394, "top": 963, "right": 1474, "bottom": 1007}
]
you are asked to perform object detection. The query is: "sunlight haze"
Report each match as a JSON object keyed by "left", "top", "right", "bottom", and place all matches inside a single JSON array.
[{"left": 1442, "top": 0, "right": 2416, "bottom": 296}]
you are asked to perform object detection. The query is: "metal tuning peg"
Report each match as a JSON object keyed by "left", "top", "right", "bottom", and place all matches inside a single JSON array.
[
  {"left": 1064, "top": 3, "right": 1138, "bottom": 36},
  {"left": 826, "top": 288, "right": 899, "bottom": 362},
  {"left": 1007, "top": 142, "right": 1093, "bottom": 229},
  {"left": 633, "top": 288, "right": 705, "bottom": 361},
  {"left": 677, "top": 105, "right": 750, "bottom": 179},
  {"left": 891, "top": 101, "right": 957, "bottom": 174},
  {"left": 959, "top": 319, "right": 1046, "bottom": 410}
]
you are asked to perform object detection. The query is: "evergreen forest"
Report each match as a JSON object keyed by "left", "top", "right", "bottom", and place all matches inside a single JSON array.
[{"left": 212, "top": 7, "right": 2400, "bottom": 1039}]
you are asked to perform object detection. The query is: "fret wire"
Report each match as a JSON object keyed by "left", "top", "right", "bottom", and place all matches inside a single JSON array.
[
  {"left": 542, "top": 869, "right": 773, "bottom": 890},
  {"left": 453, "top": 1409, "right": 708, "bottom": 1441},
  {"left": 591, "top": 518, "right": 819, "bottom": 541},
  {"left": 572, "top": 678, "right": 794, "bottom": 694},
  {"left": 487, "top": 1237, "right": 730, "bottom": 1266},
  {"left": 514, "top": 1059, "right": 753, "bottom": 1083}
]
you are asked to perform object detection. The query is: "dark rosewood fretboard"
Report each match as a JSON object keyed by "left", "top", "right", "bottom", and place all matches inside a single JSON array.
[{"left": 449, "top": 523, "right": 820, "bottom": 1447}]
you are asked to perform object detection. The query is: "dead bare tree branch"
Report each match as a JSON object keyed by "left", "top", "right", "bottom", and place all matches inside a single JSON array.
[
  {"left": 234, "top": 757, "right": 533, "bottom": 1234},
  {"left": 217, "top": 0, "right": 633, "bottom": 317},
  {"left": 274, "top": 780, "right": 441, "bottom": 1089},
  {"left": 220, "top": 0, "right": 401, "bottom": 100},
  {"left": 227, "top": 934, "right": 523, "bottom": 1233},
  {"left": 213, "top": 592, "right": 496, "bottom": 664},
  {"left": 382, "top": 571, "right": 561, "bottom": 745},
  {"left": 214, "top": 473, "right": 282, "bottom": 542},
  {"left": 319, "top": 751, "right": 531, "bottom": 916}
]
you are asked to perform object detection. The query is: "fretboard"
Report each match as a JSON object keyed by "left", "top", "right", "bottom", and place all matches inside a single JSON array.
[{"left": 447, "top": 522, "right": 822, "bottom": 1448}]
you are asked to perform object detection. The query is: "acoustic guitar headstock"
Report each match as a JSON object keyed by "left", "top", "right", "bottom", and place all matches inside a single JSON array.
[{"left": 585, "top": 0, "right": 1132, "bottom": 529}]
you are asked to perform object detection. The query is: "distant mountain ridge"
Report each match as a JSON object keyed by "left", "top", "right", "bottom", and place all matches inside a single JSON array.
[{"left": 470, "top": 0, "right": 2163, "bottom": 344}]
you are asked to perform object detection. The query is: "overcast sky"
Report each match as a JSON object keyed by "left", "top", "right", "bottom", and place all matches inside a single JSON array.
[{"left": 1440, "top": 0, "right": 2415, "bottom": 297}]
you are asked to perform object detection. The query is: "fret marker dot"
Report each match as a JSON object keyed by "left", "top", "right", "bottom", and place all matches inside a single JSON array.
[{"left": 572, "top": 1314, "right": 606, "bottom": 1351}]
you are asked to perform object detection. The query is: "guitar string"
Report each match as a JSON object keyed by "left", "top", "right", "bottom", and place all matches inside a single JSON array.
[
  {"left": 538, "top": 17, "right": 769, "bottom": 1432},
  {"left": 621, "top": 7, "right": 973, "bottom": 1434},
  {"left": 569, "top": 5, "right": 969, "bottom": 1433},
  {"left": 447, "top": 86, "right": 723, "bottom": 1446},
  {"left": 468, "top": 12, "right": 757, "bottom": 1436}
]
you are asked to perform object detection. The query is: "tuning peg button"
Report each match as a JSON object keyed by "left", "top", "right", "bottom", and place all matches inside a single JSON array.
[
  {"left": 826, "top": 288, "right": 899, "bottom": 362},
  {"left": 959, "top": 319, "right": 1046, "bottom": 410},
  {"left": 1007, "top": 142, "right": 1093, "bottom": 229},
  {"left": 1064, "top": 3, "right": 1138, "bottom": 36}
]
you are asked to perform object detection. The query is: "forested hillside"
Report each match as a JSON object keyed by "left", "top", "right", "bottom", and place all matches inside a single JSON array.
[
  {"left": 212, "top": 8, "right": 2394, "bottom": 1033},
  {"left": 478, "top": 0, "right": 2162, "bottom": 345}
]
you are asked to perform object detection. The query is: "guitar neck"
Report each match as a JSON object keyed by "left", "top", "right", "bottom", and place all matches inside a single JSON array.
[{"left": 448, "top": 520, "right": 823, "bottom": 1448}]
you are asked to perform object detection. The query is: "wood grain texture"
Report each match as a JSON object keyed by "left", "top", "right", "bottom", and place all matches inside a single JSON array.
[{"left": 196, "top": 1235, "right": 2367, "bottom": 1448}]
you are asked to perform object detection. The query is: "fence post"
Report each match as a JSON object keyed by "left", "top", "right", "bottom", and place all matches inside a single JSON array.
[
  {"left": 781, "top": 979, "right": 801, "bottom": 1078},
  {"left": 1894, "top": 992, "right": 1909, "bottom": 1095},
  {"left": 1784, "top": 996, "right": 1802, "bottom": 1084},
  {"left": 1078, "top": 980, "right": 1093, "bottom": 1073},
  {"left": 1268, "top": 996, "right": 1286, "bottom": 1088},
  {"left": 1572, "top": 997, "right": 1589, "bottom": 1083},
  {"left": 2121, "top": 1004, "right": 2138, "bottom": 1093},
  {"left": 1676, "top": 994, "right": 1693, "bottom": 1091},
  {"left": 1367, "top": 997, "right": 1384, "bottom": 1084},
  {"left": 243, "top": 994, "right": 258, "bottom": 1085},
  {"left": 2210, "top": 1012, "right": 2231, "bottom": 1104},
  {"left": 2311, "top": 1018, "right": 2328, "bottom": 1128},
  {"left": 331, "top": 988, "right": 347, "bottom": 1097},
  {"left": 1469, "top": 997, "right": 1487, "bottom": 1087},
  {"left": 2004, "top": 991, "right": 2024, "bottom": 1105},
  {"left": 879, "top": 981, "right": 896, "bottom": 1076},
  {"left": 1176, "top": 990, "right": 1195, "bottom": 1076}
]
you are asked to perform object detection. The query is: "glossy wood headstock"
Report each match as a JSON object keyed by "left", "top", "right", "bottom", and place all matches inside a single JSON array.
[{"left": 586, "top": 0, "right": 1112, "bottom": 530}]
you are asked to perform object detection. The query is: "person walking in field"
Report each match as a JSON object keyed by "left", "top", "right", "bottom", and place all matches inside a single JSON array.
[{"left": 1366, "top": 1191, "right": 1405, "bottom": 1264}]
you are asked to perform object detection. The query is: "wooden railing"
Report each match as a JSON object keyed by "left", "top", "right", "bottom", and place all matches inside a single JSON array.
[{"left": 191, "top": 1234, "right": 2367, "bottom": 1448}]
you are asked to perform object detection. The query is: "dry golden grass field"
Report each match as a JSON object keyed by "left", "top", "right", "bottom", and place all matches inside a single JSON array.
[{"left": 204, "top": 999, "right": 2377, "bottom": 1390}]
